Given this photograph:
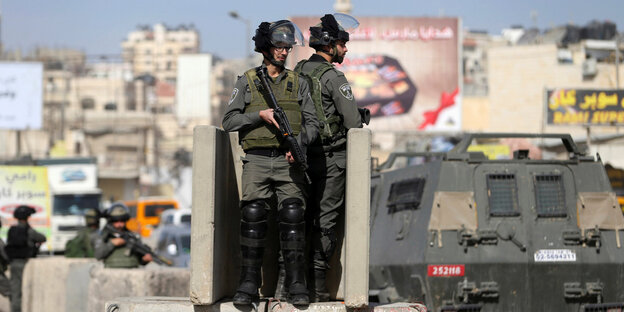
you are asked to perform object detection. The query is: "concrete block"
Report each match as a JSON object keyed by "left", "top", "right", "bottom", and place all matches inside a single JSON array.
[
  {"left": 190, "top": 126, "right": 241, "bottom": 305},
  {"left": 65, "top": 261, "right": 99, "bottom": 312},
  {"left": 105, "top": 298, "right": 426, "bottom": 312},
  {"left": 21, "top": 257, "right": 96, "bottom": 312},
  {"left": 88, "top": 267, "right": 190, "bottom": 312},
  {"left": 345, "top": 128, "right": 372, "bottom": 307}
]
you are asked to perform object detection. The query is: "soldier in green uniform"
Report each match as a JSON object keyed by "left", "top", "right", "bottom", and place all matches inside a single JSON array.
[
  {"left": 94, "top": 203, "right": 152, "bottom": 268},
  {"left": 65, "top": 208, "right": 100, "bottom": 258},
  {"left": 5, "top": 205, "right": 46, "bottom": 312},
  {"left": 222, "top": 19, "right": 319, "bottom": 306},
  {"left": 294, "top": 13, "right": 363, "bottom": 302}
]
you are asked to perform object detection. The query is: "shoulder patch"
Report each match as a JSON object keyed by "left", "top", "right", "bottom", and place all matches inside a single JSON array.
[
  {"left": 339, "top": 83, "right": 354, "bottom": 101},
  {"left": 228, "top": 88, "right": 239, "bottom": 105}
]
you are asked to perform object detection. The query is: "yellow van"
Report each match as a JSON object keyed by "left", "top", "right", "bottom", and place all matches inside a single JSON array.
[{"left": 124, "top": 197, "right": 179, "bottom": 237}]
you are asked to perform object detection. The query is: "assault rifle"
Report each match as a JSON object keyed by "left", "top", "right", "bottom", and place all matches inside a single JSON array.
[
  {"left": 105, "top": 224, "right": 173, "bottom": 266},
  {"left": 255, "top": 66, "right": 307, "bottom": 167}
]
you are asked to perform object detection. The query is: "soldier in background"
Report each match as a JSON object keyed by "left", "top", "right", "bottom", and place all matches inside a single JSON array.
[
  {"left": 222, "top": 19, "right": 318, "bottom": 306},
  {"left": 5, "top": 205, "right": 47, "bottom": 312},
  {"left": 294, "top": 13, "right": 363, "bottom": 302},
  {"left": 0, "top": 219, "right": 10, "bottom": 298},
  {"left": 94, "top": 203, "right": 152, "bottom": 268},
  {"left": 65, "top": 208, "right": 101, "bottom": 258}
]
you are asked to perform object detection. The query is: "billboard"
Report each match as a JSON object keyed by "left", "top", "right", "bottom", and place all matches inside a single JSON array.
[
  {"left": 290, "top": 16, "right": 461, "bottom": 131},
  {"left": 0, "top": 166, "right": 52, "bottom": 242},
  {"left": 546, "top": 89, "right": 624, "bottom": 126},
  {"left": 0, "top": 62, "right": 43, "bottom": 130}
]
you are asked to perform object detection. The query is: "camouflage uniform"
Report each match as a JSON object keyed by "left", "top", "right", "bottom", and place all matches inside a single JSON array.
[{"left": 222, "top": 60, "right": 318, "bottom": 305}]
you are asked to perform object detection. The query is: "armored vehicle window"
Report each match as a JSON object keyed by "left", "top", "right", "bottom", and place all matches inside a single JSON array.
[
  {"left": 534, "top": 174, "right": 567, "bottom": 217},
  {"left": 387, "top": 178, "right": 426, "bottom": 213},
  {"left": 486, "top": 173, "right": 520, "bottom": 217}
]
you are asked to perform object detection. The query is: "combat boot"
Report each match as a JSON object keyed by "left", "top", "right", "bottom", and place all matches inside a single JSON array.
[
  {"left": 233, "top": 266, "right": 260, "bottom": 305},
  {"left": 278, "top": 199, "right": 309, "bottom": 306},
  {"left": 234, "top": 200, "right": 268, "bottom": 306},
  {"left": 311, "top": 268, "right": 330, "bottom": 302}
]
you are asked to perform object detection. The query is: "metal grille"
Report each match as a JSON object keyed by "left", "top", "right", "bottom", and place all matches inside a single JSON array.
[
  {"left": 582, "top": 302, "right": 624, "bottom": 312},
  {"left": 441, "top": 304, "right": 482, "bottom": 312},
  {"left": 486, "top": 174, "right": 520, "bottom": 217},
  {"left": 534, "top": 174, "right": 567, "bottom": 217},
  {"left": 387, "top": 178, "right": 426, "bottom": 214}
]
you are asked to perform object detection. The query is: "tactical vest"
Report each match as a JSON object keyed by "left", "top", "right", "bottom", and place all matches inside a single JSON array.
[
  {"left": 103, "top": 245, "right": 140, "bottom": 268},
  {"left": 294, "top": 60, "right": 344, "bottom": 143},
  {"left": 240, "top": 67, "right": 302, "bottom": 151}
]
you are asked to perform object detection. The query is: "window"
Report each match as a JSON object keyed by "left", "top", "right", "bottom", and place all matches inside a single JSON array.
[
  {"left": 387, "top": 178, "right": 426, "bottom": 213},
  {"left": 144, "top": 204, "right": 175, "bottom": 217},
  {"left": 486, "top": 173, "right": 520, "bottom": 216},
  {"left": 534, "top": 174, "right": 566, "bottom": 217},
  {"left": 104, "top": 102, "right": 117, "bottom": 111},
  {"left": 81, "top": 98, "right": 95, "bottom": 110}
]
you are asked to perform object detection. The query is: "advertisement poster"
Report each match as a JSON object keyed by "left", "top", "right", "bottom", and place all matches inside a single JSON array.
[
  {"left": 0, "top": 62, "right": 43, "bottom": 130},
  {"left": 0, "top": 166, "right": 51, "bottom": 242},
  {"left": 546, "top": 89, "right": 624, "bottom": 126},
  {"left": 290, "top": 16, "right": 461, "bottom": 131}
]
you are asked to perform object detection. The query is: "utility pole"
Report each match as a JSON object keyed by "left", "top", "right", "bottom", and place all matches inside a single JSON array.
[
  {"left": 228, "top": 11, "right": 252, "bottom": 66},
  {"left": 616, "top": 34, "right": 620, "bottom": 89}
]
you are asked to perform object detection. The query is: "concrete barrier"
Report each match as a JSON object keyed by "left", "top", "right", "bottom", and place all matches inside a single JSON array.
[
  {"left": 88, "top": 266, "right": 190, "bottom": 312},
  {"left": 21, "top": 257, "right": 96, "bottom": 312},
  {"left": 18, "top": 256, "right": 189, "bottom": 312},
  {"left": 105, "top": 297, "right": 426, "bottom": 312},
  {"left": 190, "top": 126, "right": 371, "bottom": 308}
]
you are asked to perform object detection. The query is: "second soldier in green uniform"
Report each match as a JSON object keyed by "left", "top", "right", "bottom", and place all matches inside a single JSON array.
[{"left": 294, "top": 13, "right": 363, "bottom": 302}]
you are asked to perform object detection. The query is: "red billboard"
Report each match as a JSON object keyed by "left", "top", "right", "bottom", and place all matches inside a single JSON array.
[{"left": 289, "top": 16, "right": 461, "bottom": 131}]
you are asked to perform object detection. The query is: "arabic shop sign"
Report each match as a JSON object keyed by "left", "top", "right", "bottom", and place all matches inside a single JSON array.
[{"left": 546, "top": 89, "right": 624, "bottom": 126}]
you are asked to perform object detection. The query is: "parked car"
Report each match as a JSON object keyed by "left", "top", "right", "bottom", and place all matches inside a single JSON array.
[
  {"left": 158, "top": 208, "right": 191, "bottom": 227},
  {"left": 124, "top": 197, "right": 179, "bottom": 237},
  {"left": 154, "top": 225, "right": 191, "bottom": 268}
]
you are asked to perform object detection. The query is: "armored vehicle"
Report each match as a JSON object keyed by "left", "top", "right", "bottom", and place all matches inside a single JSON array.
[{"left": 369, "top": 133, "right": 624, "bottom": 311}]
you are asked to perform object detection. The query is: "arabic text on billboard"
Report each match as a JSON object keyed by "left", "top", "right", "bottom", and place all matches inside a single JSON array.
[
  {"left": 0, "top": 166, "right": 51, "bottom": 240},
  {"left": 0, "top": 62, "right": 43, "bottom": 130},
  {"left": 546, "top": 89, "right": 624, "bottom": 126},
  {"left": 289, "top": 17, "right": 461, "bottom": 131}
]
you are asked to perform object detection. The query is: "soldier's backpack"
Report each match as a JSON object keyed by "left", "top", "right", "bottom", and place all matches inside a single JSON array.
[{"left": 294, "top": 60, "right": 343, "bottom": 142}]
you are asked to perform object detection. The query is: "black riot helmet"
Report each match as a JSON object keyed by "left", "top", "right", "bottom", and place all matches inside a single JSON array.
[
  {"left": 105, "top": 202, "right": 130, "bottom": 222},
  {"left": 309, "top": 13, "right": 359, "bottom": 48},
  {"left": 14, "top": 205, "right": 36, "bottom": 221},
  {"left": 253, "top": 20, "right": 304, "bottom": 53}
]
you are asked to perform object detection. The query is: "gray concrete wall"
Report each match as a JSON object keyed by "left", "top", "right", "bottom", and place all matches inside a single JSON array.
[
  {"left": 21, "top": 257, "right": 96, "bottom": 312},
  {"left": 344, "top": 128, "right": 372, "bottom": 307},
  {"left": 190, "top": 126, "right": 371, "bottom": 308},
  {"left": 88, "top": 266, "right": 190, "bottom": 312},
  {"left": 18, "top": 257, "right": 189, "bottom": 312},
  {"left": 190, "top": 126, "right": 241, "bottom": 305}
]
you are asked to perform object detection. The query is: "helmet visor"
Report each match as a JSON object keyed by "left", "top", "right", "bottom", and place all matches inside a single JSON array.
[
  {"left": 333, "top": 13, "right": 360, "bottom": 32},
  {"left": 270, "top": 21, "right": 305, "bottom": 47}
]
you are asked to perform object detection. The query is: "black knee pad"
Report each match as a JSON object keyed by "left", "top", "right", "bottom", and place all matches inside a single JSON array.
[
  {"left": 241, "top": 200, "right": 268, "bottom": 222},
  {"left": 279, "top": 198, "right": 305, "bottom": 223}
]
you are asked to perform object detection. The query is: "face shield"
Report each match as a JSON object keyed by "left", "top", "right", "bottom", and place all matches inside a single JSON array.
[
  {"left": 333, "top": 13, "right": 360, "bottom": 32},
  {"left": 269, "top": 20, "right": 305, "bottom": 48}
]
